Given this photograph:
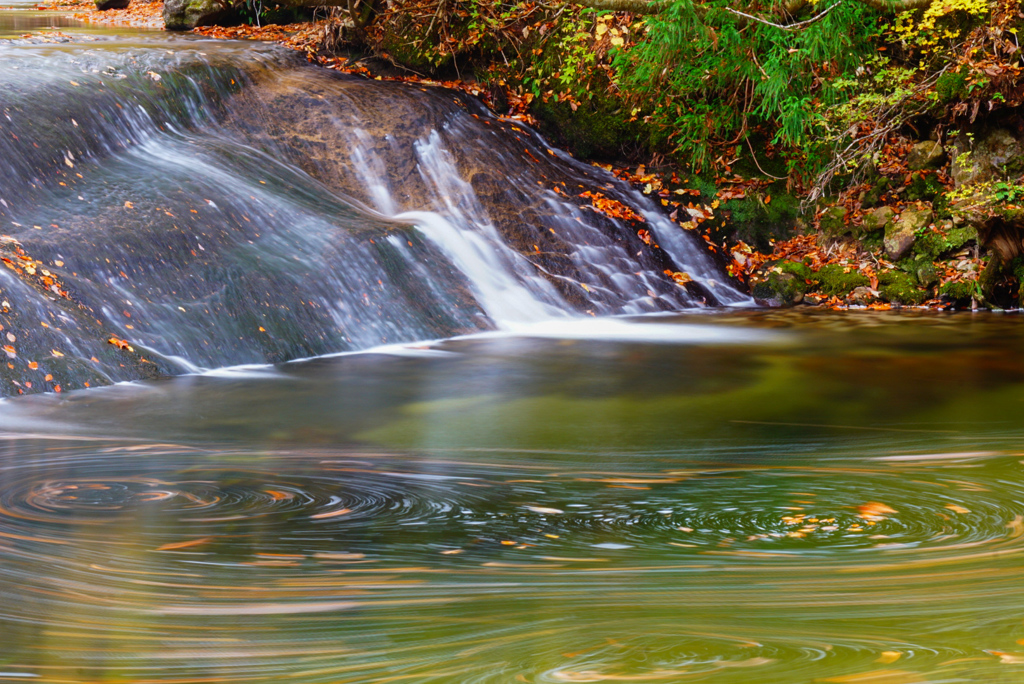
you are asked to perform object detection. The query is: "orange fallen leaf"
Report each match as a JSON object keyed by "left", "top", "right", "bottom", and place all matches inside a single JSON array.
[
  {"left": 858, "top": 502, "right": 897, "bottom": 521},
  {"left": 310, "top": 507, "right": 351, "bottom": 520},
  {"left": 156, "top": 537, "right": 212, "bottom": 551}
]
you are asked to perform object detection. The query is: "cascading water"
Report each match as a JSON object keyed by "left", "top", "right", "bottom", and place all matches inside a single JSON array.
[{"left": 0, "top": 31, "right": 746, "bottom": 395}]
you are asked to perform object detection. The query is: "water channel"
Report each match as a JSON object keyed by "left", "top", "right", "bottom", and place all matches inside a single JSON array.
[{"left": 2, "top": 6, "right": 1024, "bottom": 684}]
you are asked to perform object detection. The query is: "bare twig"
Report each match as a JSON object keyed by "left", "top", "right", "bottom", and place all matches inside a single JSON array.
[{"left": 726, "top": 1, "right": 840, "bottom": 30}]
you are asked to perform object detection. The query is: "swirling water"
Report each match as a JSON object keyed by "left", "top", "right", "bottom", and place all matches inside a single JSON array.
[
  {"left": 2, "top": 9, "right": 1024, "bottom": 684},
  {"left": 0, "top": 311, "right": 1022, "bottom": 683}
]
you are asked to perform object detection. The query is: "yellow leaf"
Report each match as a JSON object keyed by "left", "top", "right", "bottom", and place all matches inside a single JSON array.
[
  {"left": 945, "top": 504, "right": 970, "bottom": 514},
  {"left": 610, "top": 36, "right": 624, "bottom": 47},
  {"left": 876, "top": 651, "right": 902, "bottom": 664}
]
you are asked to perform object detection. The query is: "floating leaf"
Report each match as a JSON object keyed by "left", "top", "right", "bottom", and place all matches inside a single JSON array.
[
  {"left": 857, "top": 502, "right": 897, "bottom": 521},
  {"left": 156, "top": 537, "right": 212, "bottom": 551},
  {"left": 525, "top": 506, "right": 564, "bottom": 515},
  {"left": 310, "top": 507, "right": 351, "bottom": 520}
]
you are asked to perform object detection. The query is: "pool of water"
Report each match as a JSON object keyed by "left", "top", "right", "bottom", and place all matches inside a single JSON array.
[{"left": 1, "top": 310, "right": 1023, "bottom": 683}]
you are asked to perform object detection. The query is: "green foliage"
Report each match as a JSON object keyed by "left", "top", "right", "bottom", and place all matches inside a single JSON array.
[
  {"left": 993, "top": 180, "right": 1024, "bottom": 202},
  {"left": 722, "top": 192, "right": 799, "bottom": 251},
  {"left": 936, "top": 69, "right": 970, "bottom": 102},
  {"left": 611, "top": 0, "right": 882, "bottom": 175}
]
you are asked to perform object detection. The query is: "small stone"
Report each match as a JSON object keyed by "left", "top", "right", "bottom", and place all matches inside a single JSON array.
[
  {"left": 885, "top": 208, "right": 932, "bottom": 260},
  {"left": 916, "top": 262, "right": 939, "bottom": 288},
  {"left": 849, "top": 286, "right": 878, "bottom": 304},
  {"left": 906, "top": 140, "right": 946, "bottom": 170},
  {"left": 859, "top": 206, "right": 895, "bottom": 234}
]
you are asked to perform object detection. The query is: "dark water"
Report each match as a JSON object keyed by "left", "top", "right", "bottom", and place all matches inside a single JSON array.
[
  {"left": 3, "top": 9, "right": 1024, "bottom": 684},
  {"left": 0, "top": 311, "right": 1023, "bottom": 683}
]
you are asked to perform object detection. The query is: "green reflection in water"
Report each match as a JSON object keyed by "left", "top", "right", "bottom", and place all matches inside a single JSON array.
[{"left": 0, "top": 311, "right": 1023, "bottom": 683}]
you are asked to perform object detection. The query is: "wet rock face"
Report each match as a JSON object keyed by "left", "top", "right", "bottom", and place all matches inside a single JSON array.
[
  {"left": 163, "top": 0, "right": 236, "bottom": 30},
  {"left": 218, "top": 67, "right": 728, "bottom": 313}
]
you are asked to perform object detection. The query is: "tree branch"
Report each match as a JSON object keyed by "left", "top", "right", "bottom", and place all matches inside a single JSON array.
[{"left": 726, "top": 1, "right": 840, "bottom": 30}]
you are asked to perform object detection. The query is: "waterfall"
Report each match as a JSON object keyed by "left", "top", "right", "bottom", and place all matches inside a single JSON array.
[{"left": 0, "top": 37, "right": 749, "bottom": 396}]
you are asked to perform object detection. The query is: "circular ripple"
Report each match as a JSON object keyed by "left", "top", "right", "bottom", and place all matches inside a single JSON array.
[
  {"left": 0, "top": 442, "right": 1021, "bottom": 684},
  {"left": 462, "top": 460, "right": 1024, "bottom": 560}
]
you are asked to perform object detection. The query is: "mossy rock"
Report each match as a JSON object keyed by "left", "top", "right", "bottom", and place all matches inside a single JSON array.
[
  {"left": 936, "top": 70, "right": 969, "bottom": 103},
  {"left": 751, "top": 271, "right": 806, "bottom": 306},
  {"left": 906, "top": 141, "right": 947, "bottom": 171},
  {"left": 860, "top": 206, "right": 895, "bottom": 235},
  {"left": 861, "top": 178, "right": 891, "bottom": 208},
  {"left": 776, "top": 259, "right": 813, "bottom": 280},
  {"left": 722, "top": 192, "right": 800, "bottom": 252},
  {"left": 811, "top": 263, "right": 869, "bottom": 297},
  {"left": 877, "top": 270, "right": 928, "bottom": 305},
  {"left": 912, "top": 223, "right": 977, "bottom": 259},
  {"left": 916, "top": 261, "right": 939, "bottom": 288},
  {"left": 905, "top": 173, "right": 945, "bottom": 202},
  {"left": 163, "top": 0, "right": 237, "bottom": 29},
  {"left": 819, "top": 206, "right": 849, "bottom": 239},
  {"left": 939, "top": 279, "right": 977, "bottom": 301},
  {"left": 375, "top": 20, "right": 449, "bottom": 71}
]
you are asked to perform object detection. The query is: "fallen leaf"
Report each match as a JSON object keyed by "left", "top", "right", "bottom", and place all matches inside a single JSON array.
[
  {"left": 310, "top": 507, "right": 351, "bottom": 520},
  {"left": 858, "top": 502, "right": 897, "bottom": 521},
  {"left": 525, "top": 506, "right": 564, "bottom": 514},
  {"left": 156, "top": 537, "right": 212, "bottom": 551}
]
